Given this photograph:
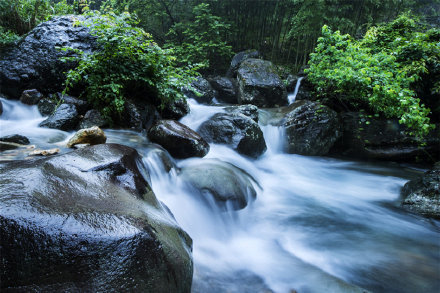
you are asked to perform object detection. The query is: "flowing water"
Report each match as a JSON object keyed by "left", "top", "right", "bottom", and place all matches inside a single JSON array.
[{"left": 1, "top": 96, "right": 439, "bottom": 293}]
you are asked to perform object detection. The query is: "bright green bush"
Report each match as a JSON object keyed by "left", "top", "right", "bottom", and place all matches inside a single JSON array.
[
  {"left": 306, "top": 14, "right": 439, "bottom": 138},
  {"left": 62, "top": 12, "right": 198, "bottom": 121}
]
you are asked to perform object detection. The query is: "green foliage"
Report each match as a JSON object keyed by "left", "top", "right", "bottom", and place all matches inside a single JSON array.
[
  {"left": 306, "top": 15, "right": 439, "bottom": 138},
  {"left": 62, "top": 12, "right": 198, "bottom": 121},
  {"left": 0, "top": 26, "right": 20, "bottom": 48}
]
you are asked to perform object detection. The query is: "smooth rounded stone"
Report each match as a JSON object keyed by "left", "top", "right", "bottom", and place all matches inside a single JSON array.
[
  {"left": 183, "top": 77, "right": 217, "bottom": 104},
  {"left": 283, "top": 101, "right": 342, "bottom": 156},
  {"left": 19, "top": 89, "right": 43, "bottom": 105},
  {"left": 0, "top": 144, "right": 193, "bottom": 292},
  {"left": 401, "top": 162, "right": 440, "bottom": 218},
  {"left": 148, "top": 120, "right": 210, "bottom": 159},
  {"left": 237, "top": 58, "right": 288, "bottom": 108},
  {"left": 67, "top": 126, "right": 107, "bottom": 148},
  {"left": 198, "top": 113, "right": 266, "bottom": 158},
  {"left": 208, "top": 76, "right": 238, "bottom": 104},
  {"left": 226, "top": 49, "right": 261, "bottom": 78},
  {"left": 39, "top": 103, "right": 79, "bottom": 131},
  {"left": 160, "top": 98, "right": 190, "bottom": 120},
  {"left": 179, "top": 159, "right": 257, "bottom": 210},
  {"left": 225, "top": 104, "right": 259, "bottom": 122},
  {"left": 331, "top": 112, "right": 440, "bottom": 162},
  {"left": 0, "top": 16, "right": 95, "bottom": 98},
  {"left": 37, "top": 97, "right": 57, "bottom": 116},
  {"left": 0, "top": 134, "right": 30, "bottom": 145},
  {"left": 79, "top": 109, "right": 107, "bottom": 129}
]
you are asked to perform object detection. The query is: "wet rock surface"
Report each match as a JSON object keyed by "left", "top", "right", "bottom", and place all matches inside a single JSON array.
[
  {"left": 0, "top": 134, "right": 30, "bottom": 145},
  {"left": 0, "top": 144, "right": 193, "bottom": 292},
  {"left": 237, "top": 58, "right": 288, "bottom": 107},
  {"left": 39, "top": 103, "right": 79, "bottom": 130},
  {"left": 160, "top": 98, "right": 190, "bottom": 120},
  {"left": 208, "top": 76, "right": 238, "bottom": 104},
  {"left": 226, "top": 50, "right": 261, "bottom": 78},
  {"left": 79, "top": 109, "right": 107, "bottom": 129},
  {"left": 148, "top": 120, "right": 210, "bottom": 159},
  {"left": 183, "top": 77, "right": 217, "bottom": 104},
  {"left": 19, "top": 89, "right": 43, "bottom": 105},
  {"left": 37, "top": 97, "right": 57, "bottom": 116},
  {"left": 225, "top": 104, "right": 259, "bottom": 123},
  {"left": 401, "top": 162, "right": 440, "bottom": 218},
  {"left": 198, "top": 112, "right": 266, "bottom": 158},
  {"left": 67, "top": 126, "right": 107, "bottom": 148}
]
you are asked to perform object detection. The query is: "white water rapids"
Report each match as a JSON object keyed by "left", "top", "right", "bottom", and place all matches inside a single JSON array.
[{"left": 1, "top": 96, "right": 439, "bottom": 293}]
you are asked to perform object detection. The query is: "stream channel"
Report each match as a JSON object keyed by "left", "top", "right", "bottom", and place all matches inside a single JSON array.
[{"left": 1, "top": 95, "right": 439, "bottom": 293}]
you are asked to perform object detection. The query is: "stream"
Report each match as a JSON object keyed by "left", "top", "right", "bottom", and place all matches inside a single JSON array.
[{"left": 1, "top": 96, "right": 439, "bottom": 293}]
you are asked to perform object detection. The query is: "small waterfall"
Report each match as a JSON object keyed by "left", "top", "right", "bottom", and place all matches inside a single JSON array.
[{"left": 288, "top": 76, "right": 304, "bottom": 104}]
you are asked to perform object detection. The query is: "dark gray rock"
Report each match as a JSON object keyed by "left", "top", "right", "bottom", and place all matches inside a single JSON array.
[
  {"left": 0, "top": 144, "right": 193, "bottom": 292},
  {"left": 401, "top": 162, "right": 440, "bottom": 218},
  {"left": 79, "top": 109, "right": 107, "bottom": 129},
  {"left": 0, "top": 134, "right": 30, "bottom": 145},
  {"left": 331, "top": 112, "right": 440, "bottom": 162},
  {"left": 179, "top": 159, "right": 257, "bottom": 210},
  {"left": 225, "top": 104, "right": 259, "bottom": 123},
  {"left": 19, "top": 89, "right": 43, "bottom": 105},
  {"left": 148, "top": 120, "right": 210, "bottom": 159},
  {"left": 161, "top": 98, "right": 190, "bottom": 120},
  {"left": 237, "top": 59, "right": 288, "bottom": 108},
  {"left": 37, "top": 97, "right": 57, "bottom": 116},
  {"left": 39, "top": 103, "right": 79, "bottom": 130},
  {"left": 283, "top": 101, "right": 342, "bottom": 156},
  {"left": 0, "top": 16, "right": 95, "bottom": 98},
  {"left": 208, "top": 76, "right": 238, "bottom": 104},
  {"left": 285, "top": 74, "right": 298, "bottom": 92},
  {"left": 56, "top": 93, "right": 90, "bottom": 115},
  {"left": 198, "top": 113, "right": 266, "bottom": 158},
  {"left": 0, "top": 142, "right": 22, "bottom": 151},
  {"left": 183, "top": 77, "right": 217, "bottom": 104},
  {"left": 226, "top": 50, "right": 261, "bottom": 78}
]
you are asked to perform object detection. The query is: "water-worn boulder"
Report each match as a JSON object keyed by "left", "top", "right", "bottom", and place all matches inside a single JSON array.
[
  {"left": 161, "top": 98, "right": 190, "bottom": 120},
  {"left": 226, "top": 50, "right": 261, "bottom": 78},
  {"left": 237, "top": 59, "right": 288, "bottom": 107},
  {"left": 39, "top": 103, "right": 79, "bottom": 130},
  {"left": 198, "top": 113, "right": 266, "bottom": 158},
  {"left": 183, "top": 77, "right": 217, "bottom": 104},
  {"left": 401, "top": 162, "right": 440, "bottom": 218},
  {"left": 0, "top": 144, "right": 193, "bottom": 292},
  {"left": 225, "top": 104, "right": 259, "bottom": 123},
  {"left": 37, "top": 97, "right": 57, "bottom": 116},
  {"left": 67, "top": 126, "right": 106, "bottom": 148},
  {"left": 0, "top": 134, "right": 30, "bottom": 145},
  {"left": 208, "top": 76, "right": 238, "bottom": 104},
  {"left": 179, "top": 159, "right": 257, "bottom": 210},
  {"left": 331, "top": 112, "right": 440, "bottom": 162},
  {"left": 282, "top": 101, "right": 342, "bottom": 156},
  {"left": 148, "top": 120, "right": 210, "bottom": 159},
  {"left": 0, "top": 15, "right": 95, "bottom": 98},
  {"left": 79, "top": 109, "right": 107, "bottom": 129},
  {"left": 19, "top": 89, "right": 43, "bottom": 105}
]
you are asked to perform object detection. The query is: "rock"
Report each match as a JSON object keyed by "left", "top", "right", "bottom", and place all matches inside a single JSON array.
[
  {"left": 143, "top": 144, "right": 177, "bottom": 173},
  {"left": 0, "top": 141, "right": 22, "bottom": 151},
  {"left": 39, "top": 103, "right": 80, "bottom": 131},
  {"left": 19, "top": 89, "right": 43, "bottom": 105},
  {"left": 208, "top": 76, "right": 238, "bottom": 104},
  {"left": 237, "top": 59, "right": 288, "bottom": 108},
  {"left": 226, "top": 50, "right": 261, "bottom": 78},
  {"left": 67, "top": 126, "right": 106, "bottom": 148},
  {"left": 285, "top": 74, "right": 298, "bottom": 92},
  {"left": 0, "top": 15, "right": 95, "bottom": 98},
  {"left": 198, "top": 113, "right": 266, "bottom": 158},
  {"left": 148, "top": 120, "right": 210, "bottom": 159},
  {"left": 225, "top": 104, "right": 259, "bottom": 123},
  {"left": 29, "top": 148, "right": 60, "bottom": 156},
  {"left": 401, "top": 162, "right": 440, "bottom": 218},
  {"left": 56, "top": 93, "right": 90, "bottom": 115},
  {"left": 161, "top": 98, "right": 190, "bottom": 120},
  {"left": 179, "top": 159, "right": 257, "bottom": 210},
  {"left": 79, "top": 109, "right": 107, "bottom": 129},
  {"left": 331, "top": 112, "right": 440, "bottom": 162},
  {"left": 0, "top": 144, "right": 193, "bottom": 291},
  {"left": 283, "top": 101, "right": 342, "bottom": 156},
  {"left": 37, "top": 97, "right": 57, "bottom": 116},
  {"left": 183, "top": 77, "right": 217, "bottom": 104},
  {"left": 0, "top": 134, "right": 30, "bottom": 145}
]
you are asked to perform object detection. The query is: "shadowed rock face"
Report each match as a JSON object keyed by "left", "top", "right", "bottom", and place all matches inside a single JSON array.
[
  {"left": 0, "top": 144, "right": 193, "bottom": 292},
  {"left": 39, "top": 103, "right": 80, "bottom": 130}
]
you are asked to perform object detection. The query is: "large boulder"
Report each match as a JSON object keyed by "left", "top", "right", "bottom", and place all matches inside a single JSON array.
[
  {"left": 160, "top": 98, "right": 190, "bottom": 120},
  {"left": 331, "top": 112, "right": 440, "bottom": 162},
  {"left": 198, "top": 113, "right": 266, "bottom": 158},
  {"left": 208, "top": 76, "right": 238, "bottom": 104},
  {"left": 226, "top": 50, "right": 261, "bottom": 78},
  {"left": 183, "top": 77, "right": 217, "bottom": 104},
  {"left": 237, "top": 59, "right": 288, "bottom": 108},
  {"left": 39, "top": 103, "right": 80, "bottom": 130},
  {"left": 179, "top": 159, "right": 257, "bottom": 210},
  {"left": 282, "top": 101, "right": 342, "bottom": 156},
  {"left": 225, "top": 104, "right": 259, "bottom": 123},
  {"left": 148, "top": 120, "right": 210, "bottom": 159},
  {"left": 401, "top": 162, "right": 440, "bottom": 218},
  {"left": 79, "top": 109, "right": 108, "bottom": 129},
  {"left": 19, "top": 89, "right": 43, "bottom": 105},
  {"left": 37, "top": 97, "right": 57, "bottom": 116},
  {"left": 0, "top": 144, "right": 193, "bottom": 292},
  {"left": 0, "top": 16, "right": 95, "bottom": 98}
]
